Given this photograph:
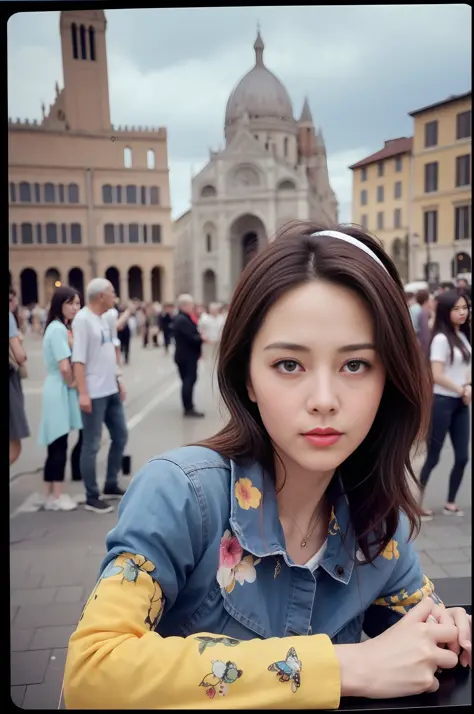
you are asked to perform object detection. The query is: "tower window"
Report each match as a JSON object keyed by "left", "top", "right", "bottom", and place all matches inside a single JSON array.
[
  {"left": 124, "top": 147, "right": 132, "bottom": 169},
  {"left": 71, "top": 23, "right": 78, "bottom": 59},
  {"left": 102, "top": 185, "right": 113, "bottom": 203},
  {"left": 68, "top": 183, "right": 79, "bottom": 203},
  {"left": 150, "top": 186, "right": 159, "bottom": 205},
  {"left": 44, "top": 182, "right": 55, "bottom": 203},
  {"left": 147, "top": 149, "right": 155, "bottom": 170},
  {"left": 126, "top": 185, "right": 137, "bottom": 204},
  {"left": 79, "top": 25, "right": 87, "bottom": 60},
  {"left": 89, "top": 26, "right": 96, "bottom": 61},
  {"left": 283, "top": 137, "right": 288, "bottom": 157}
]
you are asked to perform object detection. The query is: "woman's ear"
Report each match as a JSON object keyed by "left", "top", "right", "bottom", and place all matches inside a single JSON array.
[{"left": 247, "top": 378, "right": 257, "bottom": 403}]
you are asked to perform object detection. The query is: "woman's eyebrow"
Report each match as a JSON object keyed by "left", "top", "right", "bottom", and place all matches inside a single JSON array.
[{"left": 263, "top": 341, "right": 376, "bottom": 353}]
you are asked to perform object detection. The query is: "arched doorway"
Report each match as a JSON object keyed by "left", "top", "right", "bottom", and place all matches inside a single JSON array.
[
  {"left": 68, "top": 267, "right": 84, "bottom": 301},
  {"left": 45, "top": 268, "right": 61, "bottom": 303},
  {"left": 229, "top": 214, "right": 267, "bottom": 290},
  {"left": 203, "top": 269, "right": 217, "bottom": 306},
  {"left": 128, "top": 266, "right": 143, "bottom": 301},
  {"left": 105, "top": 266, "right": 120, "bottom": 298},
  {"left": 20, "top": 268, "right": 38, "bottom": 305},
  {"left": 452, "top": 252, "right": 472, "bottom": 277},
  {"left": 151, "top": 267, "right": 162, "bottom": 302}
]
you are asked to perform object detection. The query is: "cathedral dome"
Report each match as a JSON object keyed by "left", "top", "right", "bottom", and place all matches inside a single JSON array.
[{"left": 225, "top": 31, "right": 294, "bottom": 127}]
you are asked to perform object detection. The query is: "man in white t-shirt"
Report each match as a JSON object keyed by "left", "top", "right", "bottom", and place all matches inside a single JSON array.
[
  {"left": 199, "top": 303, "right": 225, "bottom": 366},
  {"left": 72, "top": 279, "right": 128, "bottom": 513}
]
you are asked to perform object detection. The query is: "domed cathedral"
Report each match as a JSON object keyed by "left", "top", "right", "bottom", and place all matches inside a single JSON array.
[{"left": 173, "top": 30, "right": 338, "bottom": 304}]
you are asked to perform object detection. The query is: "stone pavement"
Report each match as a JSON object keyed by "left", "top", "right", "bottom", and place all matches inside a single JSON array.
[{"left": 9, "top": 339, "right": 472, "bottom": 708}]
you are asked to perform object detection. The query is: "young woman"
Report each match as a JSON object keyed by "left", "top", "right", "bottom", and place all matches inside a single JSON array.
[
  {"left": 9, "top": 289, "right": 30, "bottom": 465},
  {"left": 418, "top": 290, "right": 471, "bottom": 519},
  {"left": 64, "top": 224, "right": 471, "bottom": 708},
  {"left": 39, "top": 286, "right": 83, "bottom": 511}
]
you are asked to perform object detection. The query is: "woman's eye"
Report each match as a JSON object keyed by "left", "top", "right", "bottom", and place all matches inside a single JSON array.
[
  {"left": 342, "top": 360, "right": 370, "bottom": 374},
  {"left": 274, "top": 359, "right": 302, "bottom": 374}
]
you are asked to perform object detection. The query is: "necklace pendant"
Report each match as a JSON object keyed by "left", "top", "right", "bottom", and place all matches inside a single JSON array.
[{"left": 301, "top": 540, "right": 307, "bottom": 547}]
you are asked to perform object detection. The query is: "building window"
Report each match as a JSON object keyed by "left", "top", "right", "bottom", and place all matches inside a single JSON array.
[
  {"left": 456, "top": 110, "right": 471, "bottom": 140},
  {"left": 58, "top": 184, "right": 65, "bottom": 203},
  {"left": 71, "top": 223, "right": 82, "bottom": 244},
  {"left": 206, "top": 233, "right": 212, "bottom": 253},
  {"left": 147, "top": 149, "right": 155, "bottom": 170},
  {"left": 283, "top": 137, "right": 288, "bottom": 157},
  {"left": 79, "top": 24, "right": 87, "bottom": 60},
  {"left": 377, "top": 185, "right": 384, "bottom": 202},
  {"left": 424, "top": 162, "right": 438, "bottom": 193},
  {"left": 119, "top": 224, "right": 125, "bottom": 243},
  {"left": 377, "top": 161, "right": 384, "bottom": 177},
  {"left": 104, "top": 224, "right": 115, "bottom": 244},
  {"left": 68, "top": 183, "right": 79, "bottom": 203},
  {"left": 376, "top": 212, "right": 384, "bottom": 230},
  {"left": 150, "top": 186, "right": 159, "bottom": 205},
  {"left": 140, "top": 186, "right": 147, "bottom": 205},
  {"left": 19, "top": 181, "right": 31, "bottom": 202},
  {"left": 151, "top": 225, "right": 161, "bottom": 244},
  {"left": 360, "top": 189, "right": 367, "bottom": 206},
  {"left": 102, "top": 185, "right": 113, "bottom": 203},
  {"left": 455, "top": 205, "right": 471, "bottom": 241},
  {"left": 11, "top": 224, "right": 17, "bottom": 244},
  {"left": 423, "top": 210, "right": 438, "bottom": 244},
  {"left": 361, "top": 167, "right": 367, "bottom": 182},
  {"left": 394, "top": 208, "right": 402, "bottom": 229},
  {"left": 60, "top": 224, "right": 67, "bottom": 244},
  {"left": 129, "top": 223, "right": 139, "bottom": 243},
  {"left": 456, "top": 155, "right": 471, "bottom": 187},
  {"left": 361, "top": 214, "right": 368, "bottom": 229},
  {"left": 46, "top": 223, "right": 58, "bottom": 244},
  {"left": 126, "top": 185, "right": 137, "bottom": 204},
  {"left": 124, "top": 147, "right": 132, "bottom": 169},
  {"left": 394, "top": 181, "right": 402, "bottom": 199},
  {"left": 9, "top": 182, "right": 16, "bottom": 202},
  {"left": 36, "top": 224, "right": 42, "bottom": 244},
  {"left": 34, "top": 183, "right": 41, "bottom": 202},
  {"left": 143, "top": 225, "right": 148, "bottom": 243},
  {"left": 44, "top": 183, "right": 55, "bottom": 203},
  {"left": 89, "top": 26, "right": 96, "bottom": 61},
  {"left": 116, "top": 185, "right": 123, "bottom": 204},
  {"left": 424, "top": 120, "right": 438, "bottom": 148},
  {"left": 395, "top": 156, "right": 402, "bottom": 172},
  {"left": 71, "top": 23, "right": 78, "bottom": 59}
]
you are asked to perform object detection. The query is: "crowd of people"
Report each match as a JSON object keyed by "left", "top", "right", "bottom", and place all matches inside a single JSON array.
[{"left": 9, "top": 282, "right": 228, "bottom": 512}]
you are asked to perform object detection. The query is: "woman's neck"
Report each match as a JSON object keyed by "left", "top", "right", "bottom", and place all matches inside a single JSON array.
[{"left": 274, "top": 453, "right": 334, "bottom": 525}]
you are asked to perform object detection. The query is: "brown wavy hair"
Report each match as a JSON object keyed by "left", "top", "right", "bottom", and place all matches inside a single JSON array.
[{"left": 195, "top": 222, "right": 432, "bottom": 562}]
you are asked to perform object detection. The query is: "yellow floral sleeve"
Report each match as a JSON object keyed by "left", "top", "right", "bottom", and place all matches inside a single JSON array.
[{"left": 64, "top": 553, "right": 341, "bottom": 710}]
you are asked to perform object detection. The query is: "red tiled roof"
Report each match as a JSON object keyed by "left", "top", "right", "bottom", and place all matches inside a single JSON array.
[
  {"left": 349, "top": 137, "right": 413, "bottom": 170},
  {"left": 409, "top": 91, "right": 471, "bottom": 117}
]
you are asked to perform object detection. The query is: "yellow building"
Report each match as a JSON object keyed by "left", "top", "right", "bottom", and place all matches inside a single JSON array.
[
  {"left": 9, "top": 9, "right": 175, "bottom": 307},
  {"left": 349, "top": 137, "right": 412, "bottom": 281},
  {"left": 409, "top": 92, "right": 471, "bottom": 283}
]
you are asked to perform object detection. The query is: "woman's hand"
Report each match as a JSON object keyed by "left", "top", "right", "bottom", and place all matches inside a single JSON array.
[
  {"left": 429, "top": 605, "right": 471, "bottom": 668},
  {"left": 462, "top": 385, "right": 471, "bottom": 406},
  {"left": 338, "top": 598, "right": 459, "bottom": 699}
]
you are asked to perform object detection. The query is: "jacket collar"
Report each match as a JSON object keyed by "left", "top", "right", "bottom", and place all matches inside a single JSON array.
[{"left": 229, "top": 459, "right": 355, "bottom": 585}]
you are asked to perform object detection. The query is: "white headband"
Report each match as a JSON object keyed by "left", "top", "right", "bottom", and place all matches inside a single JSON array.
[{"left": 311, "top": 230, "right": 389, "bottom": 274}]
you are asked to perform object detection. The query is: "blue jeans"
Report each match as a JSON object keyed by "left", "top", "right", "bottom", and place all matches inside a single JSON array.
[
  {"left": 79, "top": 392, "right": 128, "bottom": 500},
  {"left": 419, "top": 394, "right": 470, "bottom": 503}
]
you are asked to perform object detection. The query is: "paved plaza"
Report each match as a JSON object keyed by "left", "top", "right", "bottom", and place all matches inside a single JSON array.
[{"left": 10, "top": 334, "right": 472, "bottom": 708}]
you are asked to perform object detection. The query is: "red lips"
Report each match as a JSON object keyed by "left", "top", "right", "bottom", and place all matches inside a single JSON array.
[{"left": 302, "top": 427, "right": 343, "bottom": 436}]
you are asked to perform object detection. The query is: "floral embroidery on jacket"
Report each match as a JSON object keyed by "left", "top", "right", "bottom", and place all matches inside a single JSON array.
[
  {"left": 328, "top": 506, "right": 339, "bottom": 536},
  {"left": 144, "top": 580, "right": 165, "bottom": 631},
  {"left": 216, "top": 530, "right": 261, "bottom": 593},
  {"left": 199, "top": 660, "right": 243, "bottom": 698},
  {"left": 381, "top": 539, "right": 400, "bottom": 561},
  {"left": 268, "top": 647, "right": 302, "bottom": 693},
  {"left": 234, "top": 477, "right": 262, "bottom": 510},
  {"left": 195, "top": 636, "right": 240, "bottom": 655},
  {"left": 102, "top": 553, "right": 155, "bottom": 583},
  {"left": 374, "top": 575, "right": 442, "bottom": 614}
]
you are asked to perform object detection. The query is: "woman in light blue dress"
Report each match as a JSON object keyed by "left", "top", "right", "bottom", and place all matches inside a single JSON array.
[{"left": 39, "top": 287, "right": 83, "bottom": 511}]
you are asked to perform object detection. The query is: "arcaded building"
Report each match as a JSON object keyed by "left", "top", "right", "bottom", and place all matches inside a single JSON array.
[
  {"left": 173, "top": 31, "right": 339, "bottom": 305},
  {"left": 8, "top": 9, "right": 174, "bottom": 307}
]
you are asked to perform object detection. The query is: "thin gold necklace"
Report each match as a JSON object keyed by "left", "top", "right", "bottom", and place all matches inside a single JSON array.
[{"left": 280, "top": 501, "right": 327, "bottom": 548}]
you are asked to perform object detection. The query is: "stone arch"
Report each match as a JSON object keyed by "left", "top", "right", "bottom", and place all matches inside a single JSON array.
[
  {"left": 151, "top": 267, "right": 163, "bottom": 302},
  {"left": 277, "top": 179, "right": 296, "bottom": 190},
  {"left": 128, "top": 265, "right": 143, "bottom": 301},
  {"left": 203, "top": 269, "right": 217, "bottom": 306},
  {"left": 200, "top": 185, "right": 216, "bottom": 198},
  {"left": 68, "top": 267, "right": 84, "bottom": 300},
  {"left": 105, "top": 267, "right": 120, "bottom": 297},
  {"left": 20, "top": 268, "right": 38, "bottom": 306},
  {"left": 228, "top": 213, "right": 267, "bottom": 289},
  {"left": 45, "top": 267, "right": 61, "bottom": 303}
]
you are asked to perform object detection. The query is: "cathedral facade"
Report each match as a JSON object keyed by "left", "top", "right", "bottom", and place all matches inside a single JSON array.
[{"left": 174, "top": 31, "right": 338, "bottom": 304}]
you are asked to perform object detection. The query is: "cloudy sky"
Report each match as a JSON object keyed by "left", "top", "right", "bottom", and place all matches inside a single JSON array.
[{"left": 8, "top": 5, "right": 471, "bottom": 222}]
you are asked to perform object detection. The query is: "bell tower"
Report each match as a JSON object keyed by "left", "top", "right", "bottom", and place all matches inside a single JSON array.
[{"left": 60, "top": 10, "right": 111, "bottom": 132}]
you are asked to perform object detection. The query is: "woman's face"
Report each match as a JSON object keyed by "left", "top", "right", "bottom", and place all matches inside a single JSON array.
[
  {"left": 247, "top": 281, "right": 386, "bottom": 477},
  {"left": 450, "top": 296, "right": 469, "bottom": 327},
  {"left": 62, "top": 295, "right": 81, "bottom": 322}
]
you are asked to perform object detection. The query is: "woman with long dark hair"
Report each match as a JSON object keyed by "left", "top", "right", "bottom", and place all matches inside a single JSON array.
[
  {"left": 418, "top": 290, "right": 471, "bottom": 519},
  {"left": 65, "top": 224, "right": 471, "bottom": 708},
  {"left": 38, "top": 286, "right": 83, "bottom": 511},
  {"left": 9, "top": 288, "right": 30, "bottom": 465}
]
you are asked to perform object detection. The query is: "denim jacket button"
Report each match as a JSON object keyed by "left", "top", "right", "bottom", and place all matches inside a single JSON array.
[{"left": 335, "top": 565, "right": 344, "bottom": 577}]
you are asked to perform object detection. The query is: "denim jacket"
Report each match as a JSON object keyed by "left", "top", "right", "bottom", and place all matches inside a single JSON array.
[{"left": 64, "top": 446, "right": 441, "bottom": 710}]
